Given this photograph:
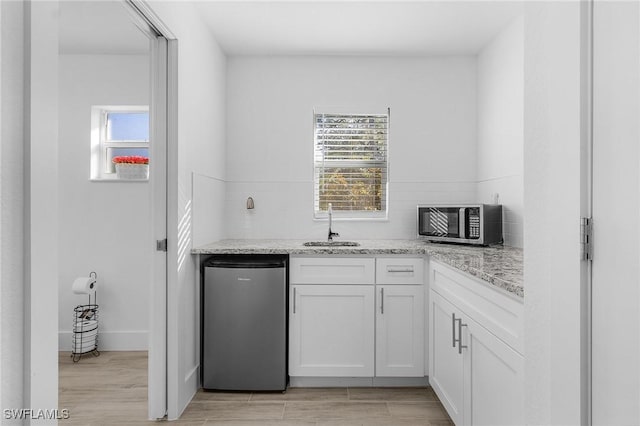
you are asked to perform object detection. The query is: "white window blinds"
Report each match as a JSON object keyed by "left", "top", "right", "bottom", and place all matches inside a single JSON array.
[{"left": 314, "top": 110, "right": 389, "bottom": 218}]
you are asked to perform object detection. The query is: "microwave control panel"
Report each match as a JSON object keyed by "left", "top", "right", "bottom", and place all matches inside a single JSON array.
[{"left": 468, "top": 209, "right": 480, "bottom": 238}]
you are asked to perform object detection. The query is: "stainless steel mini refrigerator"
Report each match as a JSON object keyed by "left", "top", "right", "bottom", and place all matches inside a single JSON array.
[{"left": 202, "top": 255, "right": 287, "bottom": 391}]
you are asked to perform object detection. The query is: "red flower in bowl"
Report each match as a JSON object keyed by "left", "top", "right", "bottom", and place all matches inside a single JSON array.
[{"left": 112, "top": 156, "right": 149, "bottom": 165}]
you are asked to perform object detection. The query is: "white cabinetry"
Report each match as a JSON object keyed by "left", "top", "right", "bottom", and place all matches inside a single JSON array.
[
  {"left": 429, "top": 260, "right": 524, "bottom": 426},
  {"left": 376, "top": 257, "right": 424, "bottom": 285},
  {"left": 289, "top": 256, "right": 424, "bottom": 379},
  {"left": 289, "top": 257, "right": 375, "bottom": 377},
  {"left": 375, "top": 257, "right": 424, "bottom": 377},
  {"left": 290, "top": 257, "right": 375, "bottom": 285},
  {"left": 430, "top": 291, "right": 464, "bottom": 425},
  {"left": 289, "top": 284, "right": 375, "bottom": 376},
  {"left": 463, "top": 310, "right": 523, "bottom": 426}
]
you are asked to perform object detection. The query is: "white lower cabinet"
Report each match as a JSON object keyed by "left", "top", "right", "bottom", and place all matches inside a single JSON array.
[
  {"left": 289, "top": 256, "right": 425, "bottom": 379},
  {"left": 463, "top": 312, "right": 524, "bottom": 426},
  {"left": 430, "top": 291, "right": 465, "bottom": 425},
  {"left": 289, "top": 284, "right": 375, "bottom": 376},
  {"left": 376, "top": 285, "right": 424, "bottom": 377},
  {"left": 429, "top": 260, "right": 524, "bottom": 426}
]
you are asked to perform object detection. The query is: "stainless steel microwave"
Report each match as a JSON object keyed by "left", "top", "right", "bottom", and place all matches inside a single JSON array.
[{"left": 417, "top": 204, "right": 503, "bottom": 245}]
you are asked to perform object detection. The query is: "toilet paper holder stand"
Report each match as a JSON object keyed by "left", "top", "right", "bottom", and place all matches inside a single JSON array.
[{"left": 71, "top": 271, "right": 100, "bottom": 363}]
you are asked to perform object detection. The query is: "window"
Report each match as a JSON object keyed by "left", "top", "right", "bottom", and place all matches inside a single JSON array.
[
  {"left": 314, "top": 109, "right": 389, "bottom": 219},
  {"left": 91, "top": 106, "right": 149, "bottom": 180}
]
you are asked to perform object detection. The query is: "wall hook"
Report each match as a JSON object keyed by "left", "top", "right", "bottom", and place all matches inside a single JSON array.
[{"left": 246, "top": 197, "right": 255, "bottom": 209}]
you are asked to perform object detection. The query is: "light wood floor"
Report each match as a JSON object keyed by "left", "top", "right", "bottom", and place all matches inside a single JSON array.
[{"left": 59, "top": 351, "right": 453, "bottom": 425}]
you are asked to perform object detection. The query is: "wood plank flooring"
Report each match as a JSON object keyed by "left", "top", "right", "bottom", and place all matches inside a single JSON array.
[{"left": 59, "top": 351, "right": 453, "bottom": 425}]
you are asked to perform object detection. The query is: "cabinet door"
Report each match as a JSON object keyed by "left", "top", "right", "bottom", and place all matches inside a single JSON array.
[
  {"left": 429, "top": 290, "right": 464, "bottom": 426},
  {"left": 462, "top": 316, "right": 524, "bottom": 426},
  {"left": 289, "top": 285, "right": 375, "bottom": 377},
  {"left": 376, "top": 285, "right": 424, "bottom": 377}
]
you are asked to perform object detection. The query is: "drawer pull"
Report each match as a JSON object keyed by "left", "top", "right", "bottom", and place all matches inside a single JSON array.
[
  {"left": 387, "top": 267, "right": 414, "bottom": 273},
  {"left": 452, "top": 313, "right": 468, "bottom": 354},
  {"left": 380, "top": 287, "right": 384, "bottom": 314},
  {"left": 452, "top": 313, "right": 458, "bottom": 348},
  {"left": 293, "top": 287, "right": 296, "bottom": 314}
]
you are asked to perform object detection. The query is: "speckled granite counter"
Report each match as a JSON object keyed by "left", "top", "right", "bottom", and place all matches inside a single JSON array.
[
  {"left": 192, "top": 239, "right": 523, "bottom": 298},
  {"left": 424, "top": 243, "right": 523, "bottom": 298}
]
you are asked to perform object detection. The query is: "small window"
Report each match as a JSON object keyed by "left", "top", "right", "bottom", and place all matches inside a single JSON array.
[
  {"left": 91, "top": 106, "right": 149, "bottom": 180},
  {"left": 314, "top": 109, "right": 389, "bottom": 219}
]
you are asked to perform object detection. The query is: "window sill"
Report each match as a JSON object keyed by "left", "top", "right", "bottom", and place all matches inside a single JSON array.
[{"left": 313, "top": 215, "right": 389, "bottom": 222}]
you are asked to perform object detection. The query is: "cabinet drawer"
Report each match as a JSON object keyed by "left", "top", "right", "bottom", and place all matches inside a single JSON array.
[
  {"left": 376, "top": 257, "right": 424, "bottom": 285},
  {"left": 290, "top": 257, "right": 375, "bottom": 284},
  {"left": 430, "top": 260, "right": 524, "bottom": 354}
]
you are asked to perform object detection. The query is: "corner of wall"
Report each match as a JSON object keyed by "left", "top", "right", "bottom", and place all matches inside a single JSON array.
[{"left": 476, "top": 13, "right": 524, "bottom": 248}]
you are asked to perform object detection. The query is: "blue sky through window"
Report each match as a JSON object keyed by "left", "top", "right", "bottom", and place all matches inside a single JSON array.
[{"left": 107, "top": 112, "right": 149, "bottom": 141}]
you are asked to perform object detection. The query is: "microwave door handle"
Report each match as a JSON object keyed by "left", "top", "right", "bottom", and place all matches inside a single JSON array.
[{"left": 459, "top": 208, "right": 466, "bottom": 239}]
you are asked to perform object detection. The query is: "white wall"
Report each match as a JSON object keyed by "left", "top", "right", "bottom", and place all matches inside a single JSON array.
[
  {"left": 1, "top": 0, "right": 25, "bottom": 417},
  {"left": 146, "top": 1, "right": 227, "bottom": 419},
  {"left": 57, "top": 54, "right": 151, "bottom": 350},
  {"left": 225, "top": 56, "right": 477, "bottom": 240},
  {"left": 523, "top": 2, "right": 586, "bottom": 424},
  {"left": 477, "top": 16, "right": 524, "bottom": 248}
]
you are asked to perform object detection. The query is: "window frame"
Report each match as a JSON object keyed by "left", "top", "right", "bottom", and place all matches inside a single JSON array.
[
  {"left": 312, "top": 107, "right": 390, "bottom": 221},
  {"left": 90, "top": 105, "right": 149, "bottom": 181}
]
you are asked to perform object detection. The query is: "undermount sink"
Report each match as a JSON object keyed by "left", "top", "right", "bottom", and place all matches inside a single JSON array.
[{"left": 303, "top": 241, "right": 360, "bottom": 247}]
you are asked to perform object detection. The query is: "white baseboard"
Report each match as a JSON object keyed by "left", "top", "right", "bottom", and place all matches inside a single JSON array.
[
  {"left": 289, "top": 376, "right": 430, "bottom": 388},
  {"left": 59, "top": 330, "right": 148, "bottom": 351}
]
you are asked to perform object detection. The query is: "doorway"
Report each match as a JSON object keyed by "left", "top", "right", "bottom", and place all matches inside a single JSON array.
[{"left": 56, "top": 0, "right": 170, "bottom": 420}]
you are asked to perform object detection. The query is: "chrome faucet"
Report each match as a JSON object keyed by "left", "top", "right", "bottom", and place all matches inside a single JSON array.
[{"left": 327, "top": 203, "right": 340, "bottom": 242}]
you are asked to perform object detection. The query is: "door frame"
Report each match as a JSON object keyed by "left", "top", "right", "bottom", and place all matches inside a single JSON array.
[
  {"left": 589, "top": 1, "right": 640, "bottom": 424},
  {"left": 25, "top": 0, "right": 177, "bottom": 419},
  {"left": 124, "top": 0, "right": 177, "bottom": 419},
  {"left": 581, "top": 0, "right": 594, "bottom": 424}
]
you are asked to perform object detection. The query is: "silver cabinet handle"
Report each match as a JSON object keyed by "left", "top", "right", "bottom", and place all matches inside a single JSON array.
[
  {"left": 293, "top": 287, "right": 296, "bottom": 314},
  {"left": 458, "top": 318, "right": 468, "bottom": 354},
  {"left": 380, "top": 287, "right": 384, "bottom": 314},
  {"left": 452, "top": 313, "right": 468, "bottom": 354},
  {"left": 452, "top": 313, "right": 458, "bottom": 348},
  {"left": 387, "top": 267, "right": 414, "bottom": 273}
]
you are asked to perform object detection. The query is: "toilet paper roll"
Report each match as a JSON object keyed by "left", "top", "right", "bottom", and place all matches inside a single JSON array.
[{"left": 72, "top": 276, "right": 97, "bottom": 295}]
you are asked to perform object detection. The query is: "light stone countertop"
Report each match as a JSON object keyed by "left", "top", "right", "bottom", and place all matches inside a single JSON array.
[{"left": 192, "top": 239, "right": 523, "bottom": 298}]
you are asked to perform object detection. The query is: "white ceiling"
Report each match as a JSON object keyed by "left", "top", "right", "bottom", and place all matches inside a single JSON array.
[
  {"left": 59, "top": 1, "right": 524, "bottom": 57},
  {"left": 194, "top": 1, "right": 524, "bottom": 56}
]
